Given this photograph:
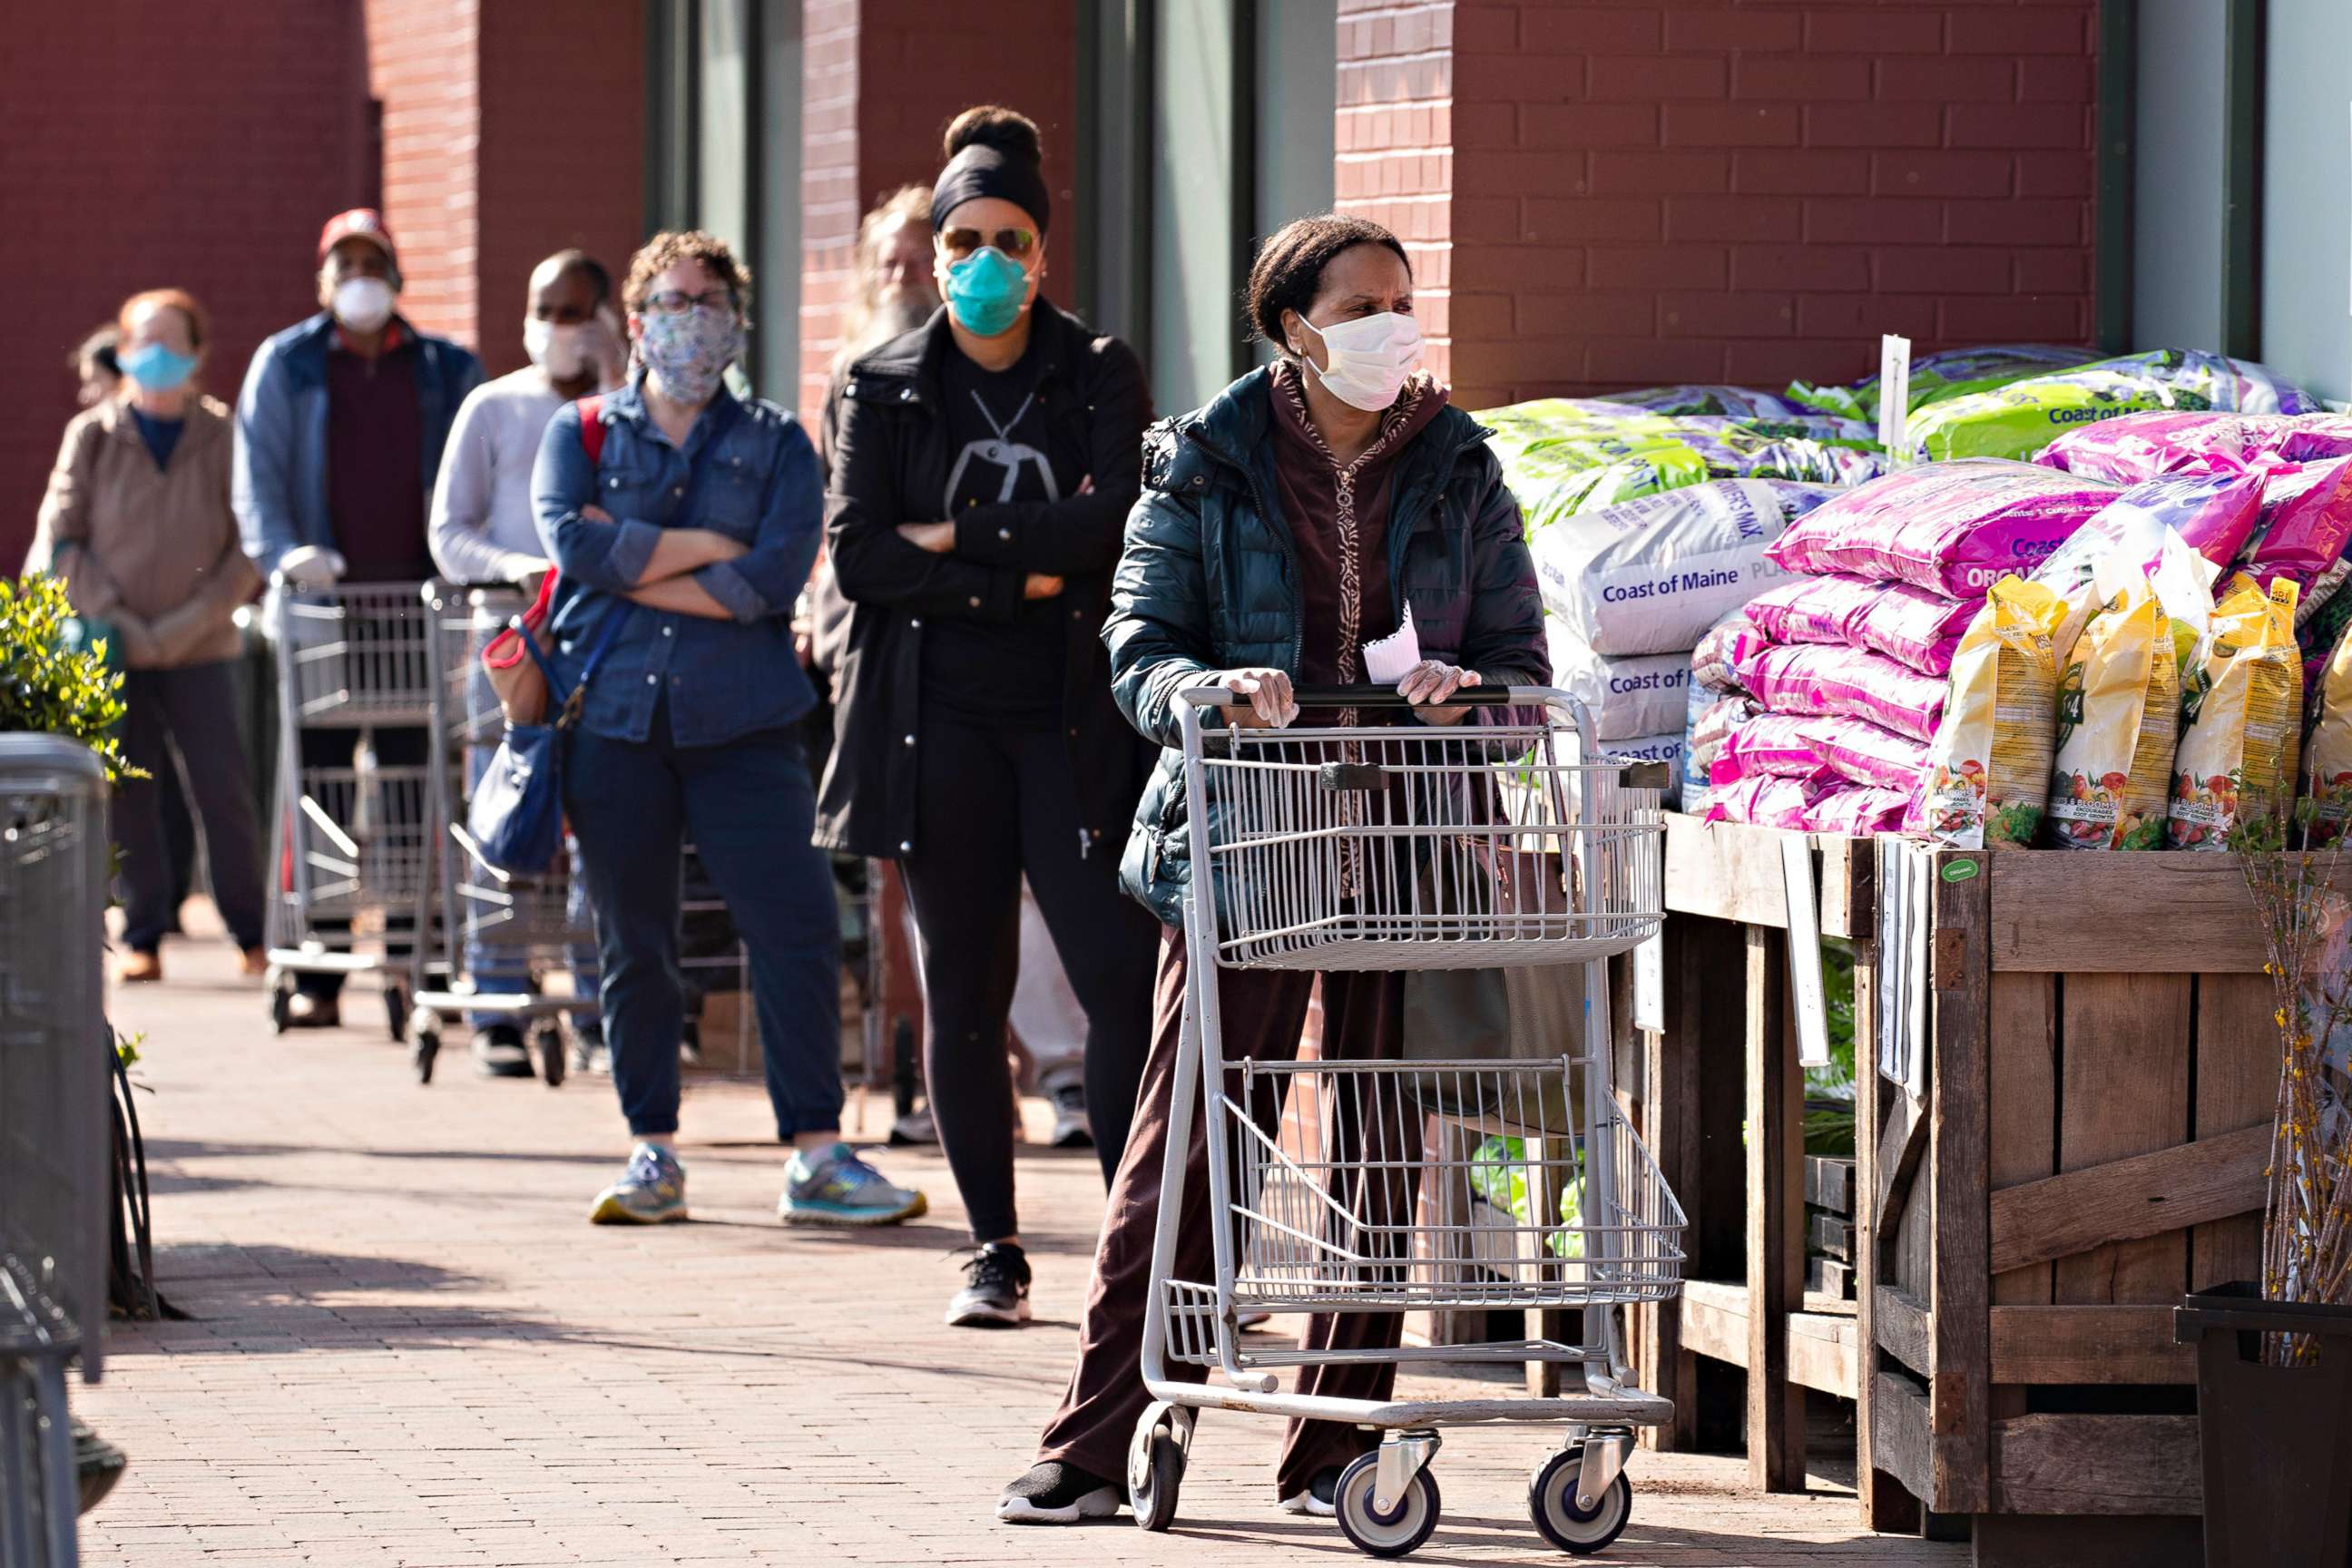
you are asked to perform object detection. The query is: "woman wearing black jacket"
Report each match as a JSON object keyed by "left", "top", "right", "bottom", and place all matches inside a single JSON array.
[{"left": 819, "top": 105, "right": 1160, "bottom": 1329}]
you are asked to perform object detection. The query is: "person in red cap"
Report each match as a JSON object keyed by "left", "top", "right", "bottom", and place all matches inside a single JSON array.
[{"left": 231, "top": 208, "right": 485, "bottom": 1027}]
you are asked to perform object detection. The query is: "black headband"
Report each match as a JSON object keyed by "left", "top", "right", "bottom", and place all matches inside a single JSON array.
[{"left": 931, "top": 145, "right": 1050, "bottom": 236}]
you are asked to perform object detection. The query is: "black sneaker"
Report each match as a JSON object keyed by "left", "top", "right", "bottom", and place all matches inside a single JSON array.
[
  {"left": 471, "top": 1025, "right": 533, "bottom": 1078},
  {"left": 997, "top": 1459, "right": 1122, "bottom": 1524},
  {"left": 947, "top": 1241, "right": 1033, "bottom": 1328}
]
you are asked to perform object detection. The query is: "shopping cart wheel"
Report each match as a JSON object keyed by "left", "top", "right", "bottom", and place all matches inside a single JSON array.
[
  {"left": 1127, "top": 1400, "right": 1190, "bottom": 1533},
  {"left": 384, "top": 983, "right": 409, "bottom": 1044},
  {"left": 1335, "top": 1452, "right": 1440, "bottom": 1559},
  {"left": 412, "top": 1026, "right": 440, "bottom": 1085},
  {"left": 1528, "top": 1451, "right": 1631, "bottom": 1554},
  {"left": 535, "top": 1025, "right": 567, "bottom": 1088}
]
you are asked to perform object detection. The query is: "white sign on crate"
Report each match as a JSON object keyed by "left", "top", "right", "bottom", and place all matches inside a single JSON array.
[
  {"left": 1780, "top": 834, "right": 1831, "bottom": 1069},
  {"left": 1877, "top": 333, "right": 1914, "bottom": 466},
  {"left": 1633, "top": 931, "right": 1664, "bottom": 1034}
]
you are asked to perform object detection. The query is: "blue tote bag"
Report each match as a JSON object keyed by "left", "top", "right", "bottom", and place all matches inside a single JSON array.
[{"left": 467, "top": 603, "right": 632, "bottom": 874}]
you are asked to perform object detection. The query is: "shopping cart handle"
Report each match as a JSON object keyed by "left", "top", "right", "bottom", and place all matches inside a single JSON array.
[{"left": 1174, "top": 682, "right": 1524, "bottom": 710}]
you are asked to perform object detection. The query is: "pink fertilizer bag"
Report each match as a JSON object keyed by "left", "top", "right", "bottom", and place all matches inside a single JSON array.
[
  {"left": 1703, "top": 773, "right": 1821, "bottom": 830},
  {"left": 1801, "top": 715, "right": 1931, "bottom": 793},
  {"left": 1803, "top": 785, "right": 1914, "bottom": 837},
  {"left": 2242, "top": 456, "right": 2352, "bottom": 591},
  {"left": 1745, "top": 573, "right": 1975, "bottom": 676},
  {"left": 1766, "top": 460, "right": 2119, "bottom": 598},
  {"left": 1730, "top": 640, "right": 1949, "bottom": 743},
  {"left": 2035, "top": 410, "right": 2352, "bottom": 486},
  {"left": 1710, "top": 713, "right": 1822, "bottom": 785}
]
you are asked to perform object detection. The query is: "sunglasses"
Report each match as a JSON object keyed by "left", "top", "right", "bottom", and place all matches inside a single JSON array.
[{"left": 937, "top": 226, "right": 1039, "bottom": 261}]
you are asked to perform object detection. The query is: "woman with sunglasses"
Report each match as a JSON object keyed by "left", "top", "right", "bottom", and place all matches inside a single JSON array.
[{"left": 821, "top": 105, "right": 1161, "bottom": 1330}]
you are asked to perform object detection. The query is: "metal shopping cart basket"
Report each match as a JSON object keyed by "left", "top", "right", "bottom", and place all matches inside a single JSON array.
[
  {"left": 1132, "top": 683, "right": 1681, "bottom": 1558},
  {"left": 261, "top": 578, "right": 444, "bottom": 1039},
  {"left": 406, "top": 583, "right": 594, "bottom": 1086}
]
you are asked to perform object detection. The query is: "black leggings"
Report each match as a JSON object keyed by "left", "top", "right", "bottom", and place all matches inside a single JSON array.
[{"left": 900, "top": 714, "right": 1160, "bottom": 1242}]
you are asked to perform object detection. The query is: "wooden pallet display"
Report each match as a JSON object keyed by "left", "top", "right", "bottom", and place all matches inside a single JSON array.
[{"left": 1864, "top": 845, "right": 2282, "bottom": 1566}]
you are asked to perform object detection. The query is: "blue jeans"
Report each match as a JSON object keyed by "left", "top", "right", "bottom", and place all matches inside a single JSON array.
[{"left": 564, "top": 703, "right": 841, "bottom": 1141}]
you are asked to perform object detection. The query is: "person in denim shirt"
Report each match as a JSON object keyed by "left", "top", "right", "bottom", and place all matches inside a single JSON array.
[{"left": 533, "top": 230, "right": 925, "bottom": 1229}]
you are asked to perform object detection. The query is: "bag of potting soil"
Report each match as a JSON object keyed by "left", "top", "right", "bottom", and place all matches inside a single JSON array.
[
  {"left": 2035, "top": 410, "right": 2352, "bottom": 485},
  {"left": 1599, "top": 731, "right": 1688, "bottom": 809},
  {"left": 1710, "top": 712, "right": 1822, "bottom": 785},
  {"left": 1683, "top": 689, "right": 1759, "bottom": 818},
  {"left": 1906, "top": 349, "right": 2324, "bottom": 464},
  {"left": 1744, "top": 573, "right": 1975, "bottom": 677},
  {"left": 1730, "top": 640, "right": 1951, "bottom": 743},
  {"left": 2304, "top": 619, "right": 2352, "bottom": 845},
  {"left": 1918, "top": 576, "right": 2067, "bottom": 849},
  {"left": 1788, "top": 342, "right": 2103, "bottom": 424},
  {"left": 1544, "top": 620, "right": 1692, "bottom": 740},
  {"left": 2034, "top": 481, "right": 2241, "bottom": 663},
  {"left": 1592, "top": 385, "right": 1811, "bottom": 419},
  {"left": 2239, "top": 456, "right": 2352, "bottom": 592},
  {"left": 2043, "top": 562, "right": 2185, "bottom": 851},
  {"left": 1703, "top": 771, "right": 1824, "bottom": 829},
  {"left": 1801, "top": 714, "right": 1930, "bottom": 794},
  {"left": 1692, "top": 615, "right": 1768, "bottom": 695},
  {"left": 1803, "top": 784, "right": 1914, "bottom": 838},
  {"left": 1767, "top": 460, "right": 2116, "bottom": 597},
  {"left": 1529, "top": 478, "right": 1836, "bottom": 655},
  {"left": 1481, "top": 400, "right": 1715, "bottom": 525},
  {"left": 2170, "top": 575, "right": 2305, "bottom": 848}
]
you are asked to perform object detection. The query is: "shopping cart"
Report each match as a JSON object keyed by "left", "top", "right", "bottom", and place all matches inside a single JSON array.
[
  {"left": 406, "top": 583, "right": 595, "bottom": 1085},
  {"left": 1132, "top": 684, "right": 1681, "bottom": 1558},
  {"left": 261, "top": 577, "right": 443, "bottom": 1040}
]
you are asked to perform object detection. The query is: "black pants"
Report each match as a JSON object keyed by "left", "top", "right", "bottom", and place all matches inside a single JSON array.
[
  {"left": 115, "top": 662, "right": 267, "bottom": 954},
  {"left": 901, "top": 714, "right": 1159, "bottom": 1242}
]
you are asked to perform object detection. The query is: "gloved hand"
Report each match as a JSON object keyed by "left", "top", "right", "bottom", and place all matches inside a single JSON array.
[{"left": 276, "top": 546, "right": 348, "bottom": 592}]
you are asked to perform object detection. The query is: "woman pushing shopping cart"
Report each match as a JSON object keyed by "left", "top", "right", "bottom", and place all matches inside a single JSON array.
[{"left": 998, "top": 214, "right": 1682, "bottom": 1557}]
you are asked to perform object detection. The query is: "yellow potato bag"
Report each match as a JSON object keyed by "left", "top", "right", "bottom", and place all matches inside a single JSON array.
[
  {"left": 2305, "top": 618, "right": 2352, "bottom": 845},
  {"left": 2169, "top": 576, "right": 2302, "bottom": 849},
  {"left": 2044, "top": 578, "right": 2178, "bottom": 850},
  {"left": 1920, "top": 576, "right": 2065, "bottom": 850}
]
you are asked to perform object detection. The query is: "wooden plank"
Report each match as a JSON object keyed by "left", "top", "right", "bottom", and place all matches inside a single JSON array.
[
  {"left": 1852, "top": 931, "right": 1920, "bottom": 1534},
  {"left": 1988, "top": 1305, "right": 2195, "bottom": 1384},
  {"left": 1808, "top": 1213, "right": 1853, "bottom": 1260},
  {"left": 1989, "top": 1122, "right": 2270, "bottom": 1274},
  {"left": 1787, "top": 1309, "right": 1858, "bottom": 1398},
  {"left": 1678, "top": 1278, "right": 1749, "bottom": 1367},
  {"left": 1873, "top": 1084, "right": 1925, "bottom": 1250},
  {"left": 1990, "top": 1414, "right": 2202, "bottom": 1515},
  {"left": 1805, "top": 1156, "right": 1855, "bottom": 1214},
  {"left": 1818, "top": 833, "right": 1875, "bottom": 941},
  {"left": 1745, "top": 924, "right": 1806, "bottom": 1493},
  {"left": 1663, "top": 814, "right": 1794, "bottom": 926},
  {"left": 1975, "top": 1515, "right": 2204, "bottom": 1568},
  {"left": 1987, "top": 852, "right": 2347, "bottom": 973},
  {"left": 1871, "top": 1372, "right": 1934, "bottom": 1504},
  {"left": 1988, "top": 969, "right": 2056, "bottom": 1430},
  {"left": 2192, "top": 971, "right": 2276, "bottom": 1292},
  {"left": 1805, "top": 1257, "right": 1852, "bottom": 1298},
  {"left": 2056, "top": 973, "right": 2192, "bottom": 1307},
  {"left": 1927, "top": 848, "right": 1992, "bottom": 1516},
  {"left": 1875, "top": 1284, "right": 1933, "bottom": 1378}
]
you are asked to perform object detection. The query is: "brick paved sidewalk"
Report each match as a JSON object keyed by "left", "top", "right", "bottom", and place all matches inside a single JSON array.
[{"left": 76, "top": 916, "right": 1961, "bottom": 1567}]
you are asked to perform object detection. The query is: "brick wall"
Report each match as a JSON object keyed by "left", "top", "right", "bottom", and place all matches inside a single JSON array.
[
  {"left": 364, "top": 0, "right": 482, "bottom": 350},
  {"left": 1339, "top": 0, "right": 2099, "bottom": 411},
  {"left": 798, "top": 0, "right": 1078, "bottom": 421},
  {"left": 1, "top": 4, "right": 373, "bottom": 568}
]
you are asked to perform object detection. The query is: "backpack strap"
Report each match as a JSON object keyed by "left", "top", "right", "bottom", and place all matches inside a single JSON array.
[{"left": 576, "top": 395, "right": 607, "bottom": 466}]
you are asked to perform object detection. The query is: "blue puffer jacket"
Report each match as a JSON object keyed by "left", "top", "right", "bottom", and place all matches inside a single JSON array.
[
  {"left": 231, "top": 311, "right": 484, "bottom": 574},
  {"left": 1104, "top": 368, "right": 1549, "bottom": 926}
]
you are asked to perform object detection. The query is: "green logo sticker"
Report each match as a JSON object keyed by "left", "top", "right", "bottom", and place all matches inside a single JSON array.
[{"left": 1940, "top": 858, "right": 1981, "bottom": 883}]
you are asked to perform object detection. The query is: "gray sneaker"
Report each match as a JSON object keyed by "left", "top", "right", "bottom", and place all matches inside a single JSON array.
[
  {"left": 589, "top": 1142, "right": 687, "bottom": 1225},
  {"left": 780, "top": 1142, "right": 926, "bottom": 1227}
]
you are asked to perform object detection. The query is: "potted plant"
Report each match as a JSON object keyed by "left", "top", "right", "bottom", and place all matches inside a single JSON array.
[
  {"left": 2178, "top": 796, "right": 2352, "bottom": 1566},
  {"left": 0, "top": 572, "right": 136, "bottom": 778}
]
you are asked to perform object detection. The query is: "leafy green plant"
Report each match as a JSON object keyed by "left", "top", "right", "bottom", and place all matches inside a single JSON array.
[{"left": 0, "top": 573, "right": 140, "bottom": 779}]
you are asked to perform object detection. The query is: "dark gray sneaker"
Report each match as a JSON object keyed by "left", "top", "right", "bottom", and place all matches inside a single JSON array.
[
  {"left": 947, "top": 1241, "right": 1033, "bottom": 1328},
  {"left": 998, "top": 1460, "right": 1122, "bottom": 1524},
  {"left": 589, "top": 1142, "right": 687, "bottom": 1225}
]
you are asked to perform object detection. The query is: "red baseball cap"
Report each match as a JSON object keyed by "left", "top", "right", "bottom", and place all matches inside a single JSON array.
[{"left": 318, "top": 209, "right": 398, "bottom": 268}]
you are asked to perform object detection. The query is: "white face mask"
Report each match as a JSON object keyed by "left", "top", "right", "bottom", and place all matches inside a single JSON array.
[
  {"left": 1298, "top": 310, "right": 1424, "bottom": 412},
  {"left": 524, "top": 318, "right": 592, "bottom": 380},
  {"left": 332, "top": 276, "right": 396, "bottom": 332}
]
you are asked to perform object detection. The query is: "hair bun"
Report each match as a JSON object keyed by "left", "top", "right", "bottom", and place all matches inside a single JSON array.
[{"left": 944, "top": 104, "right": 1043, "bottom": 165}]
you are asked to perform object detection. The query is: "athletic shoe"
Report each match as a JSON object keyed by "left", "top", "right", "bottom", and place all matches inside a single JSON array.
[
  {"left": 589, "top": 1142, "right": 687, "bottom": 1225},
  {"left": 472, "top": 1026, "right": 534, "bottom": 1079},
  {"left": 947, "top": 1241, "right": 1033, "bottom": 1328},
  {"left": 119, "top": 952, "right": 162, "bottom": 985},
  {"left": 888, "top": 1107, "right": 937, "bottom": 1146},
  {"left": 998, "top": 1460, "right": 1122, "bottom": 1524},
  {"left": 1049, "top": 1082, "right": 1093, "bottom": 1149},
  {"left": 780, "top": 1142, "right": 926, "bottom": 1227},
  {"left": 1279, "top": 1465, "right": 1343, "bottom": 1516}
]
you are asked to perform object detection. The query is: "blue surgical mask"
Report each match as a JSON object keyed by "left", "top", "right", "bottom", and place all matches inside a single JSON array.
[
  {"left": 118, "top": 341, "right": 198, "bottom": 395},
  {"left": 944, "top": 246, "right": 1030, "bottom": 338}
]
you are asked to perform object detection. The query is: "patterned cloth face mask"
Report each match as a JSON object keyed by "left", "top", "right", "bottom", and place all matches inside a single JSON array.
[{"left": 635, "top": 307, "right": 744, "bottom": 404}]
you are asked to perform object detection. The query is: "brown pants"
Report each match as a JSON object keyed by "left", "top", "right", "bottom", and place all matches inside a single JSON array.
[{"left": 1036, "top": 925, "right": 1420, "bottom": 1502}]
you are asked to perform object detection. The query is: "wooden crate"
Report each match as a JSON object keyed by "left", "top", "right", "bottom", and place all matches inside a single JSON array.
[
  {"left": 1630, "top": 815, "right": 1872, "bottom": 1494},
  {"left": 1858, "top": 841, "right": 2279, "bottom": 1566}
]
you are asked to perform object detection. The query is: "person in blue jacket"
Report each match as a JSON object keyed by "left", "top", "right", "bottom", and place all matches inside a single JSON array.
[
  {"left": 534, "top": 230, "right": 926, "bottom": 1230},
  {"left": 230, "top": 208, "right": 484, "bottom": 1027}
]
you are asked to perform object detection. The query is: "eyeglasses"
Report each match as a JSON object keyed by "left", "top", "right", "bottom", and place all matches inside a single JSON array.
[
  {"left": 642, "top": 289, "right": 735, "bottom": 318},
  {"left": 937, "top": 227, "right": 1039, "bottom": 261}
]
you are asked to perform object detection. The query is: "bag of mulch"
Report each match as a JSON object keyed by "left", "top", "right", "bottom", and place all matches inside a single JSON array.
[
  {"left": 1704, "top": 772, "right": 1824, "bottom": 829},
  {"left": 1544, "top": 621, "right": 1693, "bottom": 740},
  {"left": 1789, "top": 342, "right": 2102, "bottom": 425},
  {"left": 1918, "top": 576, "right": 2067, "bottom": 849},
  {"left": 1767, "top": 460, "right": 2117, "bottom": 597},
  {"left": 1600, "top": 731, "right": 1688, "bottom": 810},
  {"left": 1692, "top": 616, "right": 1768, "bottom": 695},
  {"left": 2035, "top": 410, "right": 2352, "bottom": 485},
  {"left": 1803, "top": 784, "right": 1914, "bottom": 838},
  {"left": 2305, "top": 618, "right": 2352, "bottom": 845},
  {"left": 1801, "top": 714, "right": 1930, "bottom": 794},
  {"left": 1730, "top": 640, "right": 1950, "bottom": 743},
  {"left": 1906, "top": 349, "right": 2324, "bottom": 465},
  {"left": 1529, "top": 478, "right": 1837, "bottom": 655},
  {"left": 2043, "top": 561, "right": 2188, "bottom": 851},
  {"left": 2170, "top": 575, "right": 2305, "bottom": 849}
]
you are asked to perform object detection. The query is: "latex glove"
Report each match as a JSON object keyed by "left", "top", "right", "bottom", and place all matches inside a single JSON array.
[
  {"left": 277, "top": 545, "right": 347, "bottom": 591},
  {"left": 1214, "top": 667, "right": 1298, "bottom": 729},
  {"left": 1398, "top": 660, "right": 1482, "bottom": 724}
]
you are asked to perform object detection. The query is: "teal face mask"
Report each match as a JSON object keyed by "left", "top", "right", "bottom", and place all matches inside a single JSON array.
[
  {"left": 118, "top": 341, "right": 199, "bottom": 394},
  {"left": 945, "top": 247, "right": 1030, "bottom": 338}
]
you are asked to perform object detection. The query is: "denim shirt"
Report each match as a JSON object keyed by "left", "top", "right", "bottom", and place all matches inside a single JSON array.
[{"left": 532, "top": 380, "right": 819, "bottom": 748}]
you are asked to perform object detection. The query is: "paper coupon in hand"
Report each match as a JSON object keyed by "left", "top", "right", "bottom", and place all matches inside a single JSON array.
[{"left": 1361, "top": 604, "right": 1422, "bottom": 684}]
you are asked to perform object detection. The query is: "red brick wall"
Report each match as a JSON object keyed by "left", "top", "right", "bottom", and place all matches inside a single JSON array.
[
  {"left": 798, "top": 0, "right": 1078, "bottom": 421},
  {"left": 2, "top": 4, "right": 374, "bottom": 569},
  {"left": 1339, "top": 0, "right": 2099, "bottom": 411},
  {"left": 364, "top": 0, "right": 482, "bottom": 350}
]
